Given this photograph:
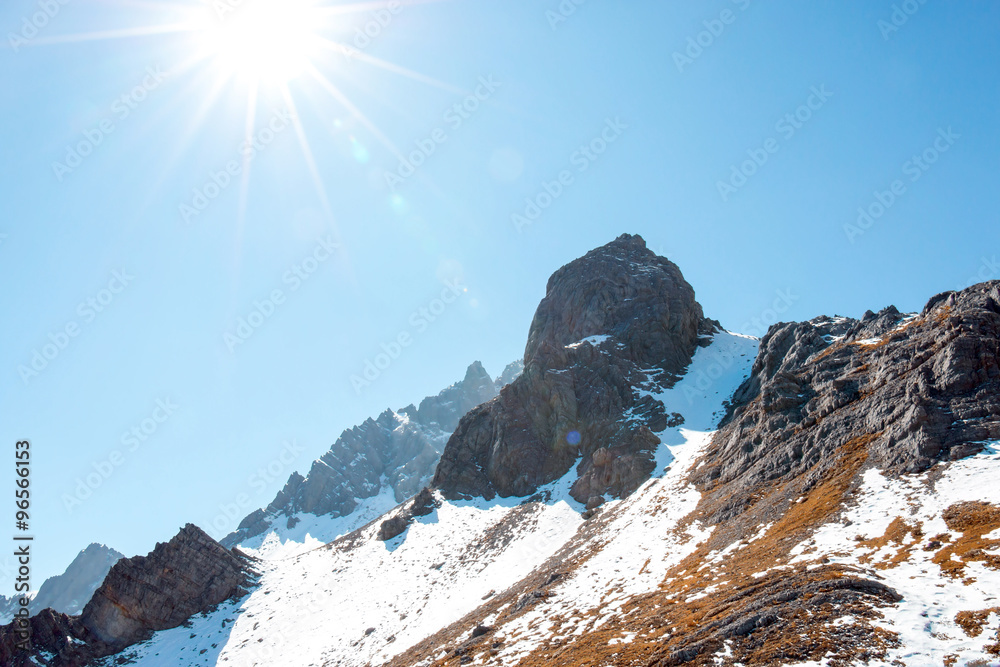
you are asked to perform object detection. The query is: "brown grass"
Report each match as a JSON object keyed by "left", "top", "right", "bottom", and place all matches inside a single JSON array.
[
  {"left": 932, "top": 502, "right": 1000, "bottom": 578},
  {"left": 385, "top": 434, "right": 900, "bottom": 667},
  {"left": 858, "top": 517, "right": 924, "bottom": 570}
]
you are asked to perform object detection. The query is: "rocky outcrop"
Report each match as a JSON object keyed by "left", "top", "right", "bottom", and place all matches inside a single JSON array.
[
  {"left": 223, "top": 361, "right": 520, "bottom": 548},
  {"left": 81, "top": 524, "right": 254, "bottom": 648},
  {"left": 377, "top": 488, "right": 440, "bottom": 541},
  {"left": 0, "top": 608, "right": 100, "bottom": 667},
  {"left": 0, "top": 526, "right": 253, "bottom": 666},
  {"left": 433, "top": 234, "right": 716, "bottom": 503},
  {"left": 695, "top": 282, "right": 1000, "bottom": 525}
]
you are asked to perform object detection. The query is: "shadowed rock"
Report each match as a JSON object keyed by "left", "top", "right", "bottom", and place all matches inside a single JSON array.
[
  {"left": 0, "top": 525, "right": 255, "bottom": 666},
  {"left": 433, "top": 234, "right": 716, "bottom": 503},
  {"left": 377, "top": 488, "right": 441, "bottom": 541},
  {"left": 81, "top": 524, "right": 255, "bottom": 648}
]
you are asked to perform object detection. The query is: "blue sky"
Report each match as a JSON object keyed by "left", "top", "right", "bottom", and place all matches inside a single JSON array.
[{"left": 1, "top": 0, "right": 998, "bottom": 588}]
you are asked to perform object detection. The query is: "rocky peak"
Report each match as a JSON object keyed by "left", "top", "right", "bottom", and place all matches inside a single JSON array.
[
  {"left": 0, "top": 526, "right": 253, "bottom": 666},
  {"left": 433, "top": 234, "right": 714, "bottom": 503},
  {"left": 81, "top": 524, "right": 254, "bottom": 648},
  {"left": 524, "top": 233, "right": 707, "bottom": 374},
  {"left": 495, "top": 359, "right": 524, "bottom": 390},
  {"left": 407, "top": 360, "right": 498, "bottom": 432},
  {"left": 29, "top": 543, "right": 123, "bottom": 617},
  {"left": 222, "top": 361, "right": 519, "bottom": 548}
]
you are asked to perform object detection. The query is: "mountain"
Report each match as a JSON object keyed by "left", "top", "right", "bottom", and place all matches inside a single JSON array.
[
  {"left": 0, "top": 526, "right": 254, "bottom": 666},
  {"left": 433, "top": 233, "right": 718, "bottom": 503},
  {"left": 221, "top": 359, "right": 522, "bottom": 554},
  {"left": 0, "top": 544, "right": 123, "bottom": 624},
  {"left": 30, "top": 545, "right": 124, "bottom": 618},
  {"left": 4, "top": 234, "right": 999, "bottom": 666}
]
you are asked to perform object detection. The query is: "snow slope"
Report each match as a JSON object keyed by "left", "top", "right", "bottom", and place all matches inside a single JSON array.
[
  {"left": 108, "top": 331, "right": 759, "bottom": 667},
  {"left": 787, "top": 442, "right": 1000, "bottom": 666},
  {"left": 96, "top": 327, "right": 1000, "bottom": 666}
]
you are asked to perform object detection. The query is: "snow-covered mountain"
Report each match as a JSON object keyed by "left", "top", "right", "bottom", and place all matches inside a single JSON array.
[
  {"left": 220, "top": 359, "right": 523, "bottom": 557},
  {"left": 4, "top": 235, "right": 1000, "bottom": 667}
]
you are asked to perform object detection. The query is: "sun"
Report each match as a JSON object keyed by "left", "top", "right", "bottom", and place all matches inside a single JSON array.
[
  {"left": 198, "top": 0, "right": 323, "bottom": 84},
  {"left": 32, "top": 0, "right": 456, "bottom": 229}
]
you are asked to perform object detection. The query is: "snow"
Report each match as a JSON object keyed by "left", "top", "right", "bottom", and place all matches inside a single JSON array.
[
  {"left": 790, "top": 441, "right": 1000, "bottom": 666},
  {"left": 114, "top": 331, "right": 756, "bottom": 667},
  {"left": 94, "top": 330, "right": 1000, "bottom": 667},
  {"left": 236, "top": 485, "right": 401, "bottom": 560},
  {"left": 485, "top": 331, "right": 758, "bottom": 666},
  {"left": 565, "top": 334, "right": 611, "bottom": 349}
]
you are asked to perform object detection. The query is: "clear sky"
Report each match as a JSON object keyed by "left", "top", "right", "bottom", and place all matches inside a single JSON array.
[{"left": 1, "top": 0, "right": 998, "bottom": 589}]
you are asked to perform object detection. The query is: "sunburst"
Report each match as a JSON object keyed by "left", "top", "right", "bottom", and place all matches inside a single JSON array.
[{"left": 28, "top": 0, "right": 457, "bottom": 234}]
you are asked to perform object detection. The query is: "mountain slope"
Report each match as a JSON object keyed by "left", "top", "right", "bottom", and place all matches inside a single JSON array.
[
  {"left": 6, "top": 235, "right": 1000, "bottom": 667},
  {"left": 104, "top": 328, "right": 761, "bottom": 667},
  {"left": 222, "top": 360, "right": 522, "bottom": 555}
]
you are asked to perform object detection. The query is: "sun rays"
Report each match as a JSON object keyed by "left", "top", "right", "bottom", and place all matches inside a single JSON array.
[{"left": 23, "top": 0, "right": 455, "bottom": 237}]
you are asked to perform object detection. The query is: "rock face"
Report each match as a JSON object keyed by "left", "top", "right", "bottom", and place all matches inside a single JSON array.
[
  {"left": 0, "top": 526, "right": 253, "bottom": 666},
  {"left": 0, "top": 608, "right": 97, "bottom": 667},
  {"left": 433, "top": 234, "right": 716, "bottom": 502},
  {"left": 223, "top": 361, "right": 521, "bottom": 548},
  {"left": 81, "top": 524, "right": 254, "bottom": 648},
  {"left": 695, "top": 282, "right": 1000, "bottom": 525}
]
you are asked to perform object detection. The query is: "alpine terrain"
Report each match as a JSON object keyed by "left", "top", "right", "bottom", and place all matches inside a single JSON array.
[
  {"left": 0, "top": 544, "right": 123, "bottom": 624},
  {"left": 3, "top": 234, "right": 999, "bottom": 667}
]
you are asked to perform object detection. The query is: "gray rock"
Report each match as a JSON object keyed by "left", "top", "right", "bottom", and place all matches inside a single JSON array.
[
  {"left": 0, "top": 526, "right": 255, "bottom": 666},
  {"left": 377, "top": 488, "right": 441, "bottom": 541},
  {"left": 433, "top": 234, "right": 714, "bottom": 503},
  {"left": 697, "top": 282, "right": 1000, "bottom": 524},
  {"left": 223, "top": 361, "right": 513, "bottom": 548}
]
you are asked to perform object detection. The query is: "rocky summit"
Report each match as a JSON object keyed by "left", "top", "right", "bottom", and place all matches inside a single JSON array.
[
  {"left": 6, "top": 235, "right": 1000, "bottom": 667},
  {"left": 433, "top": 233, "right": 718, "bottom": 503}
]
